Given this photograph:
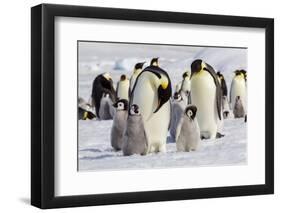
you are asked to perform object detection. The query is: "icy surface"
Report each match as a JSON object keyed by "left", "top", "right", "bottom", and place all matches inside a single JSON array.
[{"left": 78, "top": 42, "right": 247, "bottom": 171}]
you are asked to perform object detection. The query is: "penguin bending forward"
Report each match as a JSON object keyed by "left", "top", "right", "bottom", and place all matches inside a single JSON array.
[
  {"left": 111, "top": 99, "right": 129, "bottom": 150},
  {"left": 176, "top": 105, "right": 201, "bottom": 152},
  {"left": 91, "top": 73, "right": 117, "bottom": 119},
  {"left": 190, "top": 59, "right": 224, "bottom": 139},
  {"left": 122, "top": 104, "right": 148, "bottom": 156},
  {"left": 130, "top": 62, "right": 172, "bottom": 153}
]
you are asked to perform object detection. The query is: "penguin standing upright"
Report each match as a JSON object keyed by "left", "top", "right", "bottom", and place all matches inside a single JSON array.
[
  {"left": 233, "top": 96, "right": 245, "bottom": 118},
  {"left": 130, "top": 58, "right": 172, "bottom": 153},
  {"left": 216, "top": 71, "right": 228, "bottom": 97},
  {"left": 116, "top": 74, "right": 130, "bottom": 101},
  {"left": 129, "top": 62, "right": 145, "bottom": 96},
  {"left": 176, "top": 105, "right": 201, "bottom": 152},
  {"left": 122, "top": 104, "right": 148, "bottom": 156},
  {"left": 99, "top": 93, "right": 115, "bottom": 120},
  {"left": 111, "top": 99, "right": 129, "bottom": 150},
  {"left": 230, "top": 70, "right": 247, "bottom": 111},
  {"left": 150, "top": 57, "right": 159, "bottom": 67},
  {"left": 190, "top": 59, "right": 223, "bottom": 139},
  {"left": 91, "top": 73, "right": 117, "bottom": 119},
  {"left": 170, "top": 92, "right": 186, "bottom": 141}
]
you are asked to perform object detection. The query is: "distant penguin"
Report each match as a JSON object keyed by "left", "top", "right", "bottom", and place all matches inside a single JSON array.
[
  {"left": 230, "top": 70, "right": 247, "bottom": 110},
  {"left": 244, "top": 114, "right": 247, "bottom": 122},
  {"left": 99, "top": 93, "right": 115, "bottom": 120},
  {"left": 233, "top": 96, "right": 245, "bottom": 118},
  {"left": 150, "top": 57, "right": 159, "bottom": 67},
  {"left": 130, "top": 62, "right": 172, "bottom": 153},
  {"left": 170, "top": 92, "right": 186, "bottom": 141},
  {"left": 129, "top": 62, "right": 145, "bottom": 96},
  {"left": 91, "top": 73, "right": 117, "bottom": 119},
  {"left": 217, "top": 71, "right": 228, "bottom": 97},
  {"left": 122, "top": 104, "right": 148, "bottom": 156},
  {"left": 175, "top": 71, "right": 191, "bottom": 105},
  {"left": 116, "top": 74, "right": 130, "bottom": 100},
  {"left": 111, "top": 99, "right": 129, "bottom": 151},
  {"left": 190, "top": 59, "right": 224, "bottom": 139},
  {"left": 78, "top": 97, "right": 95, "bottom": 120},
  {"left": 176, "top": 105, "right": 201, "bottom": 152}
]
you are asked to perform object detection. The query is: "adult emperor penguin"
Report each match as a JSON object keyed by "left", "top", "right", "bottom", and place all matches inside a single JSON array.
[
  {"left": 176, "top": 105, "right": 201, "bottom": 152},
  {"left": 122, "top": 104, "right": 148, "bottom": 156},
  {"left": 229, "top": 70, "right": 247, "bottom": 110},
  {"left": 190, "top": 59, "right": 224, "bottom": 139},
  {"left": 129, "top": 62, "right": 145, "bottom": 96},
  {"left": 111, "top": 99, "right": 129, "bottom": 150},
  {"left": 170, "top": 92, "right": 186, "bottom": 141},
  {"left": 216, "top": 71, "right": 228, "bottom": 97},
  {"left": 130, "top": 63, "right": 172, "bottom": 153},
  {"left": 116, "top": 74, "right": 130, "bottom": 100},
  {"left": 91, "top": 73, "right": 117, "bottom": 119}
]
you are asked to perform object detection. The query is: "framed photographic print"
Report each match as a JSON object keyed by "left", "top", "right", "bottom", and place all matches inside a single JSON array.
[{"left": 31, "top": 3, "right": 274, "bottom": 209}]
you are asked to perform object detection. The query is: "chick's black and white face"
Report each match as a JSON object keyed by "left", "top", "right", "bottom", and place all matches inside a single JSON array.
[
  {"left": 130, "top": 104, "right": 140, "bottom": 115},
  {"left": 185, "top": 105, "right": 197, "bottom": 120},
  {"left": 117, "top": 102, "right": 125, "bottom": 110},
  {"left": 186, "top": 109, "right": 194, "bottom": 118}
]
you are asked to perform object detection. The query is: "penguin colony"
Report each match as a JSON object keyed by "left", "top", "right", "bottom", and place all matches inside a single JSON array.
[{"left": 80, "top": 57, "right": 247, "bottom": 156}]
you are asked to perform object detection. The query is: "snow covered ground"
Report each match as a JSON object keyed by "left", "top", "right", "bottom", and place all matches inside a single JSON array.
[{"left": 78, "top": 41, "right": 247, "bottom": 171}]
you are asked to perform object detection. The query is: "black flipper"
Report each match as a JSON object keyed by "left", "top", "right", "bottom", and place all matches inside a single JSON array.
[{"left": 203, "top": 63, "right": 222, "bottom": 120}]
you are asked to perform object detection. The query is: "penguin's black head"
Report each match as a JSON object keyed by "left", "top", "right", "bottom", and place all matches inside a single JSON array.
[
  {"left": 129, "top": 104, "right": 140, "bottom": 115},
  {"left": 113, "top": 99, "right": 128, "bottom": 111},
  {"left": 240, "top": 69, "right": 247, "bottom": 80},
  {"left": 173, "top": 92, "right": 182, "bottom": 101},
  {"left": 182, "top": 72, "right": 189, "bottom": 79},
  {"left": 191, "top": 59, "right": 203, "bottom": 76},
  {"left": 150, "top": 57, "right": 159, "bottom": 66},
  {"left": 135, "top": 62, "right": 145, "bottom": 70},
  {"left": 234, "top": 70, "right": 241, "bottom": 76},
  {"left": 217, "top": 71, "right": 223, "bottom": 78},
  {"left": 120, "top": 74, "right": 127, "bottom": 81},
  {"left": 185, "top": 105, "right": 197, "bottom": 120},
  {"left": 100, "top": 73, "right": 113, "bottom": 90}
]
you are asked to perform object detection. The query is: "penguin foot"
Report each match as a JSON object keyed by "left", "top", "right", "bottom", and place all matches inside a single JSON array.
[{"left": 216, "top": 132, "right": 225, "bottom": 138}]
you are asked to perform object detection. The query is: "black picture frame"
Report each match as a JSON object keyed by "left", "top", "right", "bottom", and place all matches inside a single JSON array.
[{"left": 31, "top": 3, "right": 274, "bottom": 209}]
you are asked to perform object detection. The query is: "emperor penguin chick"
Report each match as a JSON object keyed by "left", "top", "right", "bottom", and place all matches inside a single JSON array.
[
  {"left": 176, "top": 105, "right": 201, "bottom": 152},
  {"left": 122, "top": 104, "right": 148, "bottom": 156},
  {"left": 233, "top": 96, "right": 245, "bottom": 118},
  {"left": 99, "top": 93, "right": 115, "bottom": 120},
  {"left": 110, "top": 99, "right": 129, "bottom": 151},
  {"left": 170, "top": 92, "right": 186, "bottom": 141}
]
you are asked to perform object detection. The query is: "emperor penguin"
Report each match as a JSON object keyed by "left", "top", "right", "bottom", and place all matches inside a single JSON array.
[
  {"left": 110, "top": 99, "right": 129, "bottom": 150},
  {"left": 170, "top": 92, "right": 186, "bottom": 141},
  {"left": 91, "top": 73, "right": 117, "bottom": 119},
  {"left": 78, "top": 97, "right": 95, "bottom": 120},
  {"left": 190, "top": 59, "right": 224, "bottom": 139},
  {"left": 99, "top": 93, "right": 115, "bottom": 120},
  {"left": 230, "top": 70, "right": 247, "bottom": 111},
  {"left": 116, "top": 74, "right": 130, "bottom": 101},
  {"left": 176, "top": 105, "right": 201, "bottom": 152},
  {"left": 130, "top": 63, "right": 172, "bottom": 153},
  {"left": 129, "top": 62, "right": 145, "bottom": 96},
  {"left": 122, "top": 104, "right": 148, "bottom": 156},
  {"left": 233, "top": 96, "right": 245, "bottom": 118},
  {"left": 216, "top": 71, "right": 228, "bottom": 97}
]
